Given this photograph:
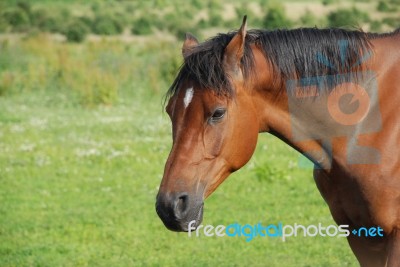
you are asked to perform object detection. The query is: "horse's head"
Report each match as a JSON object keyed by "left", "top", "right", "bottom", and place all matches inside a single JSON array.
[{"left": 156, "top": 17, "right": 261, "bottom": 231}]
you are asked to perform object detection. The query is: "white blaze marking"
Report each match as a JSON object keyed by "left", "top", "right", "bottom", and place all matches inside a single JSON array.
[{"left": 183, "top": 87, "right": 194, "bottom": 109}]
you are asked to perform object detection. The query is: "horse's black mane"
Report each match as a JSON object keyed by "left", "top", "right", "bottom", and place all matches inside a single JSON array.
[{"left": 166, "top": 27, "right": 399, "bottom": 100}]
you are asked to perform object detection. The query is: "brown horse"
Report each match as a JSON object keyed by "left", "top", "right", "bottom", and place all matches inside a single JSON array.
[{"left": 156, "top": 17, "right": 400, "bottom": 266}]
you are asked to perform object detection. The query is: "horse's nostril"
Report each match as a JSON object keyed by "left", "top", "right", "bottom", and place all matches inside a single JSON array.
[{"left": 174, "top": 193, "right": 189, "bottom": 219}]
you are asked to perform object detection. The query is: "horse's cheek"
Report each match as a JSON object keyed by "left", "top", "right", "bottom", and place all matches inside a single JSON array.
[{"left": 229, "top": 108, "right": 259, "bottom": 170}]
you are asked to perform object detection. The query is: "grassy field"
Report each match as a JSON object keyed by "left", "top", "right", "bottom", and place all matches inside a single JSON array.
[
  {"left": 0, "top": 92, "right": 358, "bottom": 267},
  {"left": 2, "top": 0, "right": 397, "bottom": 265}
]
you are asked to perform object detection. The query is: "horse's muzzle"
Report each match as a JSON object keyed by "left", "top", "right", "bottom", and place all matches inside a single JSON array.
[{"left": 156, "top": 192, "right": 203, "bottom": 231}]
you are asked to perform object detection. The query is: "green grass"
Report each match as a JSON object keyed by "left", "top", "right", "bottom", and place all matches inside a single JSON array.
[{"left": 0, "top": 90, "right": 357, "bottom": 266}]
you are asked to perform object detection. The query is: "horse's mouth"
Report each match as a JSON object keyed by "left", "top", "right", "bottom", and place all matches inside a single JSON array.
[
  {"left": 156, "top": 199, "right": 204, "bottom": 232},
  {"left": 181, "top": 204, "right": 204, "bottom": 232}
]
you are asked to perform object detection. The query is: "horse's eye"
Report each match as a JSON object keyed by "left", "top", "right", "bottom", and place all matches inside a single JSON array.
[{"left": 210, "top": 108, "right": 226, "bottom": 123}]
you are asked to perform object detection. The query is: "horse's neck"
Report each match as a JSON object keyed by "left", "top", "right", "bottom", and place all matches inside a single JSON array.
[
  {"left": 256, "top": 89, "right": 336, "bottom": 169},
  {"left": 249, "top": 50, "right": 331, "bottom": 168},
  {"left": 253, "top": 61, "right": 382, "bottom": 170},
  {"left": 253, "top": 40, "right": 400, "bottom": 169}
]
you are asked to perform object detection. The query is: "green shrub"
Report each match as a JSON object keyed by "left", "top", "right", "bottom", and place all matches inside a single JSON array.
[
  {"left": 377, "top": 1, "right": 391, "bottom": 12},
  {"left": 31, "top": 9, "right": 66, "bottom": 33},
  {"left": 79, "top": 16, "right": 93, "bottom": 29},
  {"left": 65, "top": 21, "right": 90, "bottom": 43},
  {"left": 0, "top": 16, "right": 9, "bottom": 33},
  {"left": 59, "top": 7, "right": 72, "bottom": 21},
  {"left": 198, "top": 18, "right": 208, "bottom": 28},
  {"left": 131, "top": 17, "right": 153, "bottom": 35},
  {"left": 91, "top": 2, "right": 101, "bottom": 13},
  {"left": 322, "top": 0, "right": 336, "bottom": 5},
  {"left": 191, "top": 0, "right": 204, "bottom": 9},
  {"left": 16, "top": 1, "right": 31, "bottom": 15},
  {"left": 382, "top": 17, "right": 400, "bottom": 28},
  {"left": 377, "top": 0, "right": 398, "bottom": 12},
  {"left": 263, "top": 4, "right": 292, "bottom": 29},
  {"left": 30, "top": 8, "right": 48, "bottom": 27},
  {"left": 249, "top": 17, "right": 264, "bottom": 29},
  {"left": 299, "top": 9, "right": 318, "bottom": 27},
  {"left": 328, "top": 7, "right": 370, "bottom": 28},
  {"left": 370, "top": 20, "right": 383, "bottom": 32},
  {"left": 3, "top": 7, "right": 30, "bottom": 32},
  {"left": 161, "top": 13, "right": 200, "bottom": 40},
  {"left": 125, "top": 3, "right": 136, "bottom": 13},
  {"left": 209, "top": 10, "right": 223, "bottom": 27},
  {"left": 92, "top": 15, "right": 124, "bottom": 35},
  {"left": 207, "top": 1, "right": 222, "bottom": 10},
  {"left": 43, "top": 17, "right": 66, "bottom": 33}
]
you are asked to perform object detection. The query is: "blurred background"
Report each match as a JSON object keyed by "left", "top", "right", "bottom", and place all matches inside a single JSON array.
[{"left": 0, "top": 0, "right": 399, "bottom": 266}]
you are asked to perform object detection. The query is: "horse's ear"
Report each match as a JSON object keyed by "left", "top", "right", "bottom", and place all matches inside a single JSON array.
[
  {"left": 223, "top": 15, "right": 247, "bottom": 79},
  {"left": 182, "top": 33, "right": 199, "bottom": 59}
]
